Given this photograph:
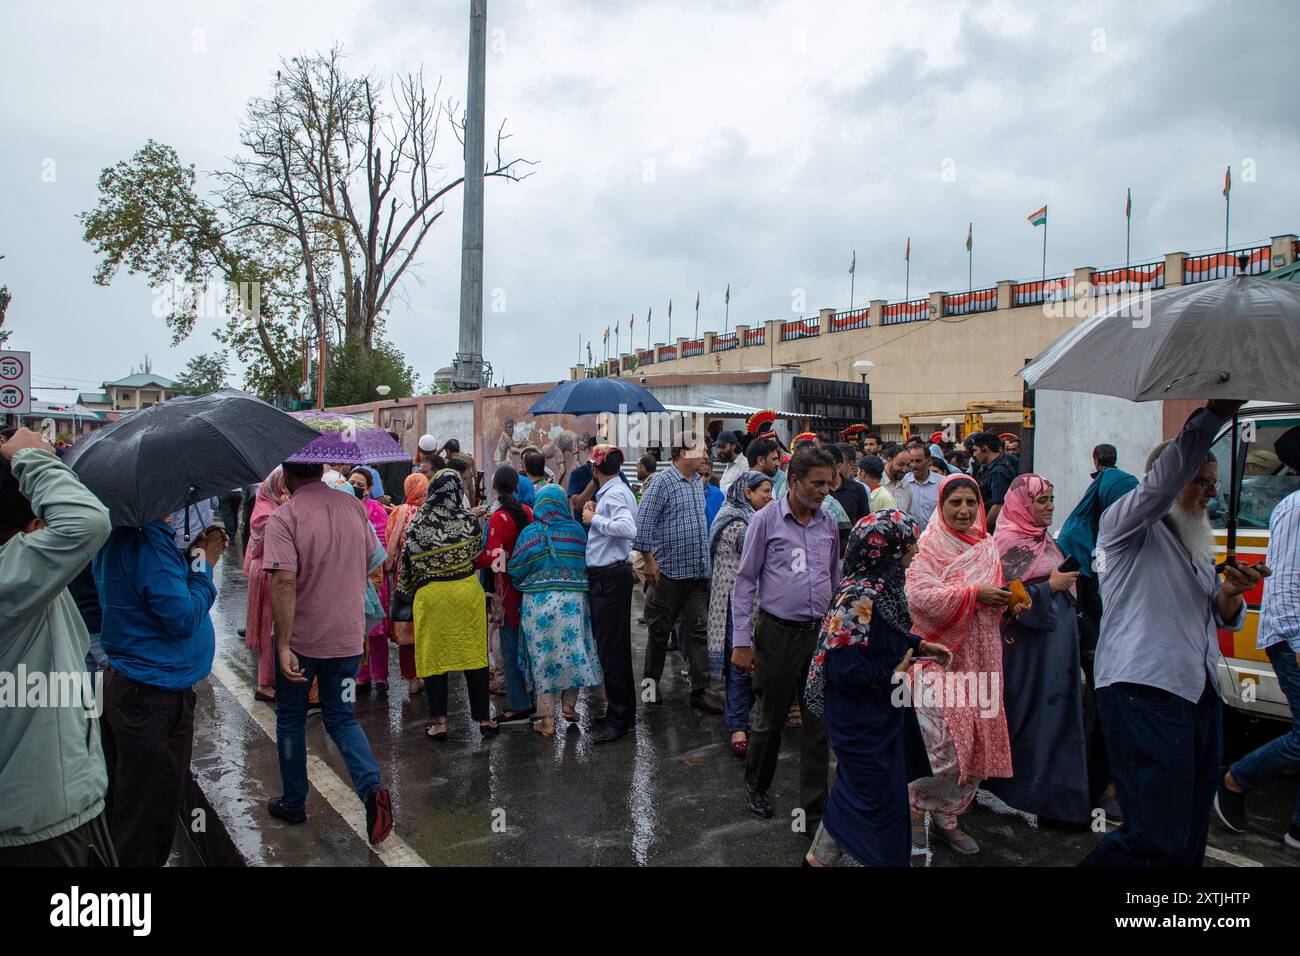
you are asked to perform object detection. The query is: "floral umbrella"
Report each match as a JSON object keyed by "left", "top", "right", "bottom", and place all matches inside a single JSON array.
[{"left": 285, "top": 411, "right": 408, "bottom": 465}]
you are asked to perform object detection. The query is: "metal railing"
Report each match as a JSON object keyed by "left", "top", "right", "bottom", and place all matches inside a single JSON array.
[
  {"left": 659, "top": 344, "right": 677, "bottom": 362},
  {"left": 637, "top": 349, "right": 654, "bottom": 366},
  {"left": 1012, "top": 275, "right": 1073, "bottom": 307},
  {"left": 943, "top": 288, "right": 998, "bottom": 317},
  {"left": 780, "top": 316, "right": 820, "bottom": 340},
  {"left": 682, "top": 339, "right": 705, "bottom": 357},
  {"left": 1091, "top": 261, "right": 1165, "bottom": 295},
  {"left": 1184, "top": 244, "right": 1271, "bottom": 284},
  {"left": 882, "top": 297, "right": 931, "bottom": 325},
  {"left": 829, "top": 307, "right": 870, "bottom": 332},
  {"left": 712, "top": 331, "right": 738, "bottom": 351},
  {"left": 743, "top": 326, "right": 765, "bottom": 347}
]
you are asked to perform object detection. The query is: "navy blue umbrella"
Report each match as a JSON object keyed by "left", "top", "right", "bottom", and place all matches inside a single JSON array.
[{"left": 528, "top": 377, "right": 666, "bottom": 416}]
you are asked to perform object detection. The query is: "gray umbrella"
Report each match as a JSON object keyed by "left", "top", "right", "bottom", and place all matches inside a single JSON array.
[
  {"left": 64, "top": 389, "right": 319, "bottom": 527},
  {"left": 1020, "top": 273, "right": 1300, "bottom": 402},
  {"left": 1020, "top": 271, "right": 1300, "bottom": 561}
]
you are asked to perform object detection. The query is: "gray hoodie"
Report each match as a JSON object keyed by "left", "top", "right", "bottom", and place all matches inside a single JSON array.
[{"left": 0, "top": 449, "right": 111, "bottom": 846}]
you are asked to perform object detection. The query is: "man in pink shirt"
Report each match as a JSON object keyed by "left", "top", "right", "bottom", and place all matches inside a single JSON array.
[{"left": 262, "top": 461, "right": 392, "bottom": 845}]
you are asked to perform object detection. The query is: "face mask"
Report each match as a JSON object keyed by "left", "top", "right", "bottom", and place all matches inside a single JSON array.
[{"left": 353, "top": 484, "right": 366, "bottom": 499}]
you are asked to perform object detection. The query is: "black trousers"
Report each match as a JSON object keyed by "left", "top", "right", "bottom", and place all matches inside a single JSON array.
[
  {"left": 425, "top": 667, "right": 491, "bottom": 722},
  {"left": 101, "top": 668, "right": 196, "bottom": 867},
  {"left": 590, "top": 562, "right": 636, "bottom": 731},
  {"left": 643, "top": 575, "right": 710, "bottom": 691},
  {"left": 0, "top": 810, "right": 118, "bottom": 867},
  {"left": 1081, "top": 681, "right": 1220, "bottom": 867},
  {"left": 1075, "top": 574, "right": 1111, "bottom": 800},
  {"left": 744, "top": 611, "right": 829, "bottom": 824}
]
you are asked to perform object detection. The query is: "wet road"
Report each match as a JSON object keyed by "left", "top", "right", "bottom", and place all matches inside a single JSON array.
[{"left": 191, "top": 547, "right": 1300, "bottom": 867}]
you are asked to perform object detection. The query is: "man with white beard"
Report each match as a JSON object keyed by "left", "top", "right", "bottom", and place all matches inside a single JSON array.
[{"left": 1082, "top": 400, "right": 1268, "bottom": 867}]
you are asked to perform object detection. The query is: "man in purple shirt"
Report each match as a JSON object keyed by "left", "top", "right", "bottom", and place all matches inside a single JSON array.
[{"left": 731, "top": 448, "right": 839, "bottom": 824}]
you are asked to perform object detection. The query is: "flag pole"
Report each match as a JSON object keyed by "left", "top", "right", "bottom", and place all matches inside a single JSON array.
[
  {"left": 1126, "top": 194, "right": 1131, "bottom": 291},
  {"left": 850, "top": 251, "right": 855, "bottom": 311},
  {"left": 694, "top": 293, "right": 700, "bottom": 338},
  {"left": 1041, "top": 212, "right": 1047, "bottom": 282},
  {"left": 905, "top": 257, "right": 910, "bottom": 303}
]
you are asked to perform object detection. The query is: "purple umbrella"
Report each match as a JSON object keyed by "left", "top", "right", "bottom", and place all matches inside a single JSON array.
[{"left": 285, "top": 411, "right": 409, "bottom": 465}]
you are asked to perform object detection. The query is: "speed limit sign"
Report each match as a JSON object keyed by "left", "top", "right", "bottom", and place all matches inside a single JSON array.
[{"left": 0, "top": 350, "right": 31, "bottom": 415}]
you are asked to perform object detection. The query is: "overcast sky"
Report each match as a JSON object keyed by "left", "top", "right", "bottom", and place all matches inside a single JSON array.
[{"left": 4, "top": 0, "right": 1298, "bottom": 401}]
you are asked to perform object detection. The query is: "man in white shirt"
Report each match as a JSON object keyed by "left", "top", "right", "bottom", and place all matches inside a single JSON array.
[
  {"left": 904, "top": 441, "right": 942, "bottom": 530},
  {"left": 716, "top": 431, "right": 749, "bottom": 493},
  {"left": 582, "top": 445, "right": 639, "bottom": 745},
  {"left": 880, "top": 444, "right": 913, "bottom": 515}
]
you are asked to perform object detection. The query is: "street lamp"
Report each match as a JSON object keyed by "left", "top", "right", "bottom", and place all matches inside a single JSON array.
[
  {"left": 376, "top": 384, "right": 391, "bottom": 398},
  {"left": 853, "top": 359, "right": 874, "bottom": 384}
]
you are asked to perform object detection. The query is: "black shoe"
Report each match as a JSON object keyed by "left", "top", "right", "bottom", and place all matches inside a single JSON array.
[
  {"left": 690, "top": 689, "right": 723, "bottom": 714},
  {"left": 268, "top": 798, "right": 306, "bottom": 825},
  {"left": 745, "top": 787, "right": 773, "bottom": 819},
  {"left": 1214, "top": 780, "right": 1247, "bottom": 833},
  {"left": 591, "top": 722, "right": 627, "bottom": 745},
  {"left": 479, "top": 722, "right": 501, "bottom": 739},
  {"left": 495, "top": 708, "right": 535, "bottom": 726},
  {"left": 365, "top": 787, "right": 392, "bottom": 845}
]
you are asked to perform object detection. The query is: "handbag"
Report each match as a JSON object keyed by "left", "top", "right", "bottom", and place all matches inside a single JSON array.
[{"left": 390, "top": 586, "right": 416, "bottom": 622}]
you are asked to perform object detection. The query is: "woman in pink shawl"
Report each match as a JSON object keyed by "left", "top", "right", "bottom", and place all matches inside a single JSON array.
[
  {"left": 244, "top": 467, "right": 288, "bottom": 701},
  {"left": 349, "top": 468, "right": 392, "bottom": 691},
  {"left": 904, "top": 473, "right": 1018, "bottom": 855},
  {"left": 385, "top": 473, "right": 430, "bottom": 697},
  {"left": 985, "top": 474, "right": 1090, "bottom": 824}
]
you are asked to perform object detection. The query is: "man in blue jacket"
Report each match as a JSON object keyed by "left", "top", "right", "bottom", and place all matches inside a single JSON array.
[{"left": 94, "top": 502, "right": 228, "bottom": 866}]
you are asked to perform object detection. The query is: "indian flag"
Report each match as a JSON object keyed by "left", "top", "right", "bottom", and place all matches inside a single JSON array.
[{"left": 1027, "top": 205, "right": 1047, "bottom": 227}]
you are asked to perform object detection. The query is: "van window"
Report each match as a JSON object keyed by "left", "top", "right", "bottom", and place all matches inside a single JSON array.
[{"left": 1206, "top": 417, "right": 1300, "bottom": 530}]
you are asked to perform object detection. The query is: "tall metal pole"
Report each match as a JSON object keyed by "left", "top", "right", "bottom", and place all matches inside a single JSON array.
[{"left": 453, "top": 0, "right": 488, "bottom": 391}]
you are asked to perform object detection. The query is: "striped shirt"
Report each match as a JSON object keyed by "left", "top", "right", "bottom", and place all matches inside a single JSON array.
[{"left": 1259, "top": 489, "right": 1300, "bottom": 652}]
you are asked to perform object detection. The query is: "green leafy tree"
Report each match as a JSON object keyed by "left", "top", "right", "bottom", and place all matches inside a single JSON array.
[
  {"left": 174, "top": 351, "right": 230, "bottom": 395},
  {"left": 79, "top": 48, "right": 533, "bottom": 404},
  {"left": 325, "top": 337, "right": 416, "bottom": 407}
]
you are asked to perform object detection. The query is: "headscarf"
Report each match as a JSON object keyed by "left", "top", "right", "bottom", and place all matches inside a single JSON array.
[
  {"left": 243, "top": 467, "right": 286, "bottom": 573},
  {"left": 904, "top": 472, "right": 1011, "bottom": 784},
  {"left": 994, "top": 474, "right": 1072, "bottom": 597},
  {"left": 362, "top": 465, "right": 385, "bottom": 500},
  {"left": 385, "top": 473, "right": 429, "bottom": 568},
  {"left": 708, "top": 471, "right": 770, "bottom": 558},
  {"left": 508, "top": 484, "right": 589, "bottom": 592},
  {"left": 399, "top": 469, "right": 482, "bottom": 589},
  {"left": 805, "top": 509, "right": 919, "bottom": 717}
]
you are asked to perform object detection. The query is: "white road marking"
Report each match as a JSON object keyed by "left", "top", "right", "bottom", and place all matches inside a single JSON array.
[
  {"left": 207, "top": 658, "right": 428, "bottom": 867},
  {"left": 1204, "top": 844, "right": 1264, "bottom": 868}
]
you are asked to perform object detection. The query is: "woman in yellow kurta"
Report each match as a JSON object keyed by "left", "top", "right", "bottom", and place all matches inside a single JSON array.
[{"left": 398, "top": 469, "right": 498, "bottom": 742}]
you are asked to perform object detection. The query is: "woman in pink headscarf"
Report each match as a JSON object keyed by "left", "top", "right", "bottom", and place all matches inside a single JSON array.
[
  {"left": 904, "top": 473, "right": 1017, "bottom": 855},
  {"left": 244, "top": 467, "right": 288, "bottom": 701},
  {"left": 985, "top": 473, "right": 1090, "bottom": 825},
  {"left": 349, "top": 468, "right": 392, "bottom": 691}
]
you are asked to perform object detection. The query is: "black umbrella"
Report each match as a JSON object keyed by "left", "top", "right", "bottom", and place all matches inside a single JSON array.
[{"left": 64, "top": 389, "right": 319, "bottom": 527}]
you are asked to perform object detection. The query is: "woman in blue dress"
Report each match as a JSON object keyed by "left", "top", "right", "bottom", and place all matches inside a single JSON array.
[{"left": 804, "top": 510, "right": 951, "bottom": 867}]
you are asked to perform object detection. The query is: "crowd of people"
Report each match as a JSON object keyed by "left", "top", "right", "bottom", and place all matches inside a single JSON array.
[{"left": 1, "top": 398, "right": 1297, "bottom": 868}]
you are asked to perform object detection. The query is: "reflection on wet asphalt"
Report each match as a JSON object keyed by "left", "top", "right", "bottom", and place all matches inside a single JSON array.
[{"left": 194, "top": 546, "right": 1300, "bottom": 867}]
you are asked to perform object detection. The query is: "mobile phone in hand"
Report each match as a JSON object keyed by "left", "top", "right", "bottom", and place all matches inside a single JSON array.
[{"left": 1058, "top": 555, "right": 1081, "bottom": 573}]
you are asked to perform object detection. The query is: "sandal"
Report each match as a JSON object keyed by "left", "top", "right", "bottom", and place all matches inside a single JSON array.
[
  {"left": 910, "top": 814, "right": 928, "bottom": 849},
  {"left": 426, "top": 720, "right": 449, "bottom": 744},
  {"left": 729, "top": 733, "right": 749, "bottom": 758},
  {"left": 255, "top": 686, "right": 276, "bottom": 702},
  {"left": 786, "top": 709, "right": 803, "bottom": 729},
  {"left": 534, "top": 717, "right": 556, "bottom": 737},
  {"left": 931, "top": 824, "right": 979, "bottom": 855},
  {"left": 562, "top": 705, "right": 580, "bottom": 723}
]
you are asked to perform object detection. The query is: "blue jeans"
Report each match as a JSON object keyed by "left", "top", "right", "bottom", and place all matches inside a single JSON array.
[
  {"left": 1230, "top": 642, "right": 1300, "bottom": 827},
  {"left": 275, "top": 654, "right": 382, "bottom": 812},
  {"left": 1081, "top": 681, "right": 1220, "bottom": 867},
  {"left": 723, "top": 607, "right": 754, "bottom": 734},
  {"left": 499, "top": 623, "right": 533, "bottom": 713}
]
